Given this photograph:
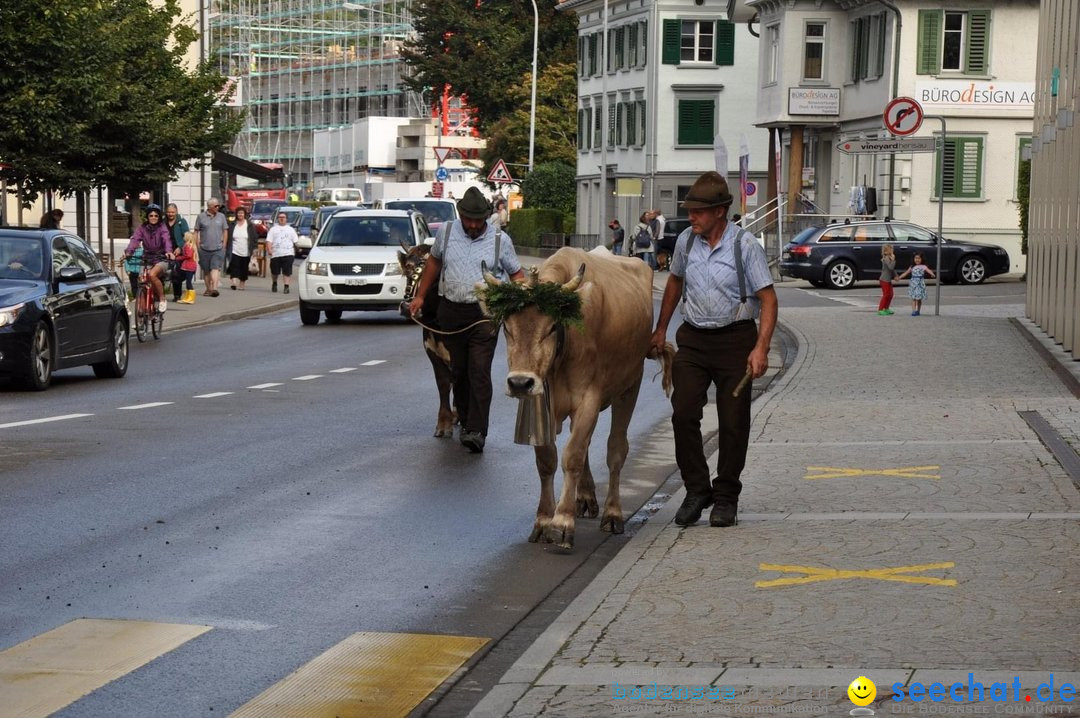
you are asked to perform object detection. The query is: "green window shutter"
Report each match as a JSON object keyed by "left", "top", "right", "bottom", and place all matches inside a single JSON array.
[
  {"left": 608, "top": 104, "right": 616, "bottom": 147},
  {"left": 593, "top": 105, "right": 601, "bottom": 148},
  {"left": 628, "top": 24, "right": 638, "bottom": 67},
  {"left": 715, "top": 20, "right": 735, "bottom": 66},
  {"left": 965, "top": 10, "right": 991, "bottom": 75},
  {"left": 957, "top": 137, "right": 983, "bottom": 198},
  {"left": 936, "top": 137, "right": 956, "bottom": 197},
  {"left": 588, "top": 34, "right": 596, "bottom": 75},
  {"left": 638, "top": 99, "right": 647, "bottom": 145},
  {"left": 875, "top": 13, "right": 887, "bottom": 77},
  {"left": 615, "top": 103, "right": 623, "bottom": 145},
  {"left": 917, "top": 10, "right": 942, "bottom": 75},
  {"left": 626, "top": 102, "right": 636, "bottom": 146},
  {"left": 858, "top": 17, "right": 870, "bottom": 79},
  {"left": 641, "top": 21, "right": 648, "bottom": 66},
  {"left": 579, "top": 36, "right": 585, "bottom": 77},
  {"left": 662, "top": 19, "right": 681, "bottom": 65},
  {"left": 677, "top": 99, "right": 714, "bottom": 146},
  {"left": 616, "top": 27, "right": 625, "bottom": 69},
  {"left": 577, "top": 109, "right": 584, "bottom": 149}
]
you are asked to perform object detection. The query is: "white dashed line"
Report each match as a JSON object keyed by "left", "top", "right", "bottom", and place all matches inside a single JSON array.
[
  {"left": 248, "top": 383, "right": 283, "bottom": 389},
  {"left": 193, "top": 392, "right": 233, "bottom": 399},
  {"left": 292, "top": 375, "right": 323, "bottom": 381},
  {"left": 360, "top": 360, "right": 386, "bottom": 366},
  {"left": 329, "top": 367, "right": 357, "bottom": 373},
  {"left": 0, "top": 413, "right": 94, "bottom": 430},
  {"left": 117, "top": 402, "right": 174, "bottom": 410}
]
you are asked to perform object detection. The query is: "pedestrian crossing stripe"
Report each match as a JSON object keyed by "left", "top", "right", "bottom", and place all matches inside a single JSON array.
[
  {"left": 0, "top": 618, "right": 211, "bottom": 718},
  {"left": 230, "top": 631, "right": 488, "bottom": 717}
]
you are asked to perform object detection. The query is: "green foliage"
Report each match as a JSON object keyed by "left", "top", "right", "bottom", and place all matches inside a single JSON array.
[
  {"left": 0, "top": 0, "right": 243, "bottom": 206},
  {"left": 507, "top": 207, "right": 563, "bottom": 248},
  {"left": 401, "top": 0, "right": 577, "bottom": 132},
  {"left": 1017, "top": 158, "right": 1030, "bottom": 255},
  {"left": 476, "top": 277, "right": 583, "bottom": 330},
  {"left": 522, "top": 163, "right": 576, "bottom": 211}
]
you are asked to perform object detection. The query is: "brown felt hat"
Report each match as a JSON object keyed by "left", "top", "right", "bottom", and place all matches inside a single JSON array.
[
  {"left": 457, "top": 187, "right": 493, "bottom": 219},
  {"left": 681, "top": 171, "right": 734, "bottom": 209}
]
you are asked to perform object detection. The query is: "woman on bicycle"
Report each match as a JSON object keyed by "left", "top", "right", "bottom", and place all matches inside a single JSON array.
[{"left": 124, "top": 204, "right": 174, "bottom": 313}]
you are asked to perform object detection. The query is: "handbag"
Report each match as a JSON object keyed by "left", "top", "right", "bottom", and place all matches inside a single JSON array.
[{"left": 248, "top": 257, "right": 259, "bottom": 274}]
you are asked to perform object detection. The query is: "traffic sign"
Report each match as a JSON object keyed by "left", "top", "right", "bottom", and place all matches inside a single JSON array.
[
  {"left": 435, "top": 166, "right": 449, "bottom": 181},
  {"left": 431, "top": 181, "right": 444, "bottom": 198},
  {"left": 883, "top": 97, "right": 924, "bottom": 136},
  {"left": 433, "top": 147, "right": 452, "bottom": 164},
  {"left": 487, "top": 159, "right": 514, "bottom": 184},
  {"left": 838, "top": 137, "right": 938, "bottom": 154}
]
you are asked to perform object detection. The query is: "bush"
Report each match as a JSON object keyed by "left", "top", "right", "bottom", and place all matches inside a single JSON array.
[
  {"left": 521, "top": 162, "right": 576, "bottom": 211},
  {"left": 507, "top": 208, "right": 563, "bottom": 247},
  {"left": 1017, "top": 158, "right": 1030, "bottom": 255}
]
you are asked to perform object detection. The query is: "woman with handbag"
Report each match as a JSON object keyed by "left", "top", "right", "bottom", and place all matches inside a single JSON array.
[{"left": 227, "top": 206, "right": 259, "bottom": 290}]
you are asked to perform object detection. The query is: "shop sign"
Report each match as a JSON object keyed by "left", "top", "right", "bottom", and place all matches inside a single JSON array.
[
  {"left": 788, "top": 88, "right": 841, "bottom": 116},
  {"left": 914, "top": 81, "right": 1035, "bottom": 112}
]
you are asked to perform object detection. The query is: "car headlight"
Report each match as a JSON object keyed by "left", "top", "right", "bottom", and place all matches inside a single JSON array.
[
  {"left": 0, "top": 302, "right": 25, "bottom": 328},
  {"left": 384, "top": 263, "right": 402, "bottom": 276},
  {"left": 306, "top": 261, "right": 328, "bottom": 276}
]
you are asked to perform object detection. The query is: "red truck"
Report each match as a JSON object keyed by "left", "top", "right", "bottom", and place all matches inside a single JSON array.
[{"left": 222, "top": 162, "right": 287, "bottom": 214}]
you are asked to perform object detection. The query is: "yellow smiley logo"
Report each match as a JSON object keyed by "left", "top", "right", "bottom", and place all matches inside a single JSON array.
[{"left": 848, "top": 676, "right": 877, "bottom": 706}]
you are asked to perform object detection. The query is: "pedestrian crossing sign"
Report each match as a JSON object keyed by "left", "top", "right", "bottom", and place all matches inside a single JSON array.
[{"left": 487, "top": 159, "right": 514, "bottom": 184}]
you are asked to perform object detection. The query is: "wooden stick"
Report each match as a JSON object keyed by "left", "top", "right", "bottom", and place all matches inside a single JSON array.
[{"left": 732, "top": 370, "right": 753, "bottom": 398}]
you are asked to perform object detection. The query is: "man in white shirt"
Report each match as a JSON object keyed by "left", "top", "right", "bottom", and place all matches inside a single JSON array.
[{"left": 265, "top": 211, "right": 298, "bottom": 294}]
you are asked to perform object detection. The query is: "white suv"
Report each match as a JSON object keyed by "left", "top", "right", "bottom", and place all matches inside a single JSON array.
[{"left": 298, "top": 209, "right": 431, "bottom": 325}]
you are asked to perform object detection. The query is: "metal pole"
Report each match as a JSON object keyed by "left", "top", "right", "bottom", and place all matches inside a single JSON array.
[
  {"left": 528, "top": 0, "right": 538, "bottom": 173},
  {"left": 598, "top": 0, "right": 608, "bottom": 238},
  {"left": 930, "top": 114, "right": 946, "bottom": 316}
]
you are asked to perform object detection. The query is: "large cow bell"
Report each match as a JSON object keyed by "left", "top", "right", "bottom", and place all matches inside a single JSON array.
[{"left": 514, "top": 389, "right": 555, "bottom": 446}]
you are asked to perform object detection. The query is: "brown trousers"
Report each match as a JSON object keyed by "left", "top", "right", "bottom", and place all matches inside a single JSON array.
[
  {"left": 437, "top": 300, "right": 499, "bottom": 437},
  {"left": 671, "top": 321, "right": 757, "bottom": 504}
]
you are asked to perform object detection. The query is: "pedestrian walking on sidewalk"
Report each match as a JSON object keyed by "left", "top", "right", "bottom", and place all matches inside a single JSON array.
[
  {"left": 176, "top": 231, "right": 199, "bottom": 304},
  {"left": 896, "top": 252, "right": 935, "bottom": 316},
  {"left": 650, "top": 171, "right": 778, "bottom": 528},
  {"left": 878, "top": 243, "right": 896, "bottom": 315},
  {"left": 165, "top": 203, "right": 190, "bottom": 302},
  {"left": 630, "top": 212, "right": 656, "bottom": 268},
  {"left": 609, "top": 219, "right": 624, "bottom": 256},
  {"left": 265, "top": 210, "right": 297, "bottom": 294},
  {"left": 227, "top": 206, "right": 258, "bottom": 291},
  {"left": 194, "top": 197, "right": 228, "bottom": 297}
]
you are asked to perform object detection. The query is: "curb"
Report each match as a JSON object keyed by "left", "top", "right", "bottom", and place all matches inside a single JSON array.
[{"left": 159, "top": 299, "right": 297, "bottom": 335}]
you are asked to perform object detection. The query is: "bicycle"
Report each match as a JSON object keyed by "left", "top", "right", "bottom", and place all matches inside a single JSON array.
[{"left": 131, "top": 256, "right": 167, "bottom": 342}]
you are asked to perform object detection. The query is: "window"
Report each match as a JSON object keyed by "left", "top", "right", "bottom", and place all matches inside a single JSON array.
[
  {"left": 588, "top": 33, "right": 600, "bottom": 76},
  {"left": 766, "top": 25, "right": 779, "bottom": 84},
  {"left": 628, "top": 24, "right": 638, "bottom": 67},
  {"left": 917, "top": 9, "right": 990, "bottom": 75},
  {"left": 676, "top": 98, "right": 715, "bottom": 146},
  {"left": 608, "top": 102, "right": 616, "bottom": 148},
  {"left": 890, "top": 224, "right": 935, "bottom": 244},
  {"left": 851, "top": 225, "right": 891, "bottom": 242},
  {"left": 639, "top": 20, "right": 648, "bottom": 66},
  {"left": 615, "top": 102, "right": 625, "bottom": 145},
  {"left": 579, "top": 36, "right": 587, "bottom": 77},
  {"left": 681, "top": 20, "right": 713, "bottom": 63},
  {"left": 818, "top": 227, "right": 852, "bottom": 242},
  {"left": 614, "top": 26, "right": 625, "bottom": 70},
  {"left": 803, "top": 22, "right": 825, "bottom": 81},
  {"left": 625, "top": 102, "right": 637, "bottom": 146},
  {"left": 637, "top": 99, "right": 647, "bottom": 146},
  {"left": 593, "top": 100, "right": 602, "bottom": 148},
  {"left": 577, "top": 109, "right": 586, "bottom": 150},
  {"left": 849, "top": 13, "right": 886, "bottom": 82},
  {"left": 1016, "top": 136, "right": 1032, "bottom": 198},
  {"left": 662, "top": 19, "right": 734, "bottom": 65},
  {"left": 67, "top": 237, "right": 103, "bottom": 274},
  {"left": 935, "top": 136, "right": 984, "bottom": 199}
]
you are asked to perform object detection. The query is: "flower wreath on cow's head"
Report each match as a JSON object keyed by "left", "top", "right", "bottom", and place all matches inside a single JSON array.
[{"left": 475, "top": 263, "right": 586, "bottom": 331}]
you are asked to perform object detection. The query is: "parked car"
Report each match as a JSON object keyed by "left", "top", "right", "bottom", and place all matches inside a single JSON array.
[
  {"left": 314, "top": 187, "right": 365, "bottom": 206},
  {"left": 779, "top": 220, "right": 1011, "bottom": 289},
  {"left": 0, "top": 229, "right": 129, "bottom": 390},
  {"left": 376, "top": 198, "right": 458, "bottom": 235},
  {"left": 311, "top": 205, "right": 351, "bottom": 245},
  {"left": 657, "top": 217, "right": 691, "bottom": 268},
  {"left": 298, "top": 209, "right": 432, "bottom": 325},
  {"left": 250, "top": 199, "right": 286, "bottom": 237}
]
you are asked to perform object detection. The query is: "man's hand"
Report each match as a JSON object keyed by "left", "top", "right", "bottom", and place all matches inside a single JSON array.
[
  {"left": 407, "top": 296, "right": 424, "bottom": 318},
  {"left": 747, "top": 346, "right": 769, "bottom": 379},
  {"left": 650, "top": 327, "right": 667, "bottom": 358},
  {"left": 8, "top": 261, "right": 24, "bottom": 270}
]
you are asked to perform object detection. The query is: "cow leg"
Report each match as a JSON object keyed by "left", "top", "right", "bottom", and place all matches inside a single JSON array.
[
  {"left": 576, "top": 448, "right": 599, "bottom": 519},
  {"left": 529, "top": 443, "right": 559, "bottom": 543},
  {"left": 546, "top": 399, "right": 601, "bottom": 550},
  {"left": 601, "top": 377, "right": 643, "bottom": 534},
  {"left": 424, "top": 332, "right": 456, "bottom": 438}
]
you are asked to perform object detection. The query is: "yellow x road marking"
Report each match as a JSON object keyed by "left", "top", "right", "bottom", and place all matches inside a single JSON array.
[
  {"left": 804, "top": 465, "right": 940, "bottom": 480},
  {"left": 756, "top": 562, "right": 957, "bottom": 588}
]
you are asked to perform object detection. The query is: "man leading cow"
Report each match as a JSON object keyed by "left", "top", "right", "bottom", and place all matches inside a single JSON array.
[
  {"left": 650, "top": 171, "right": 778, "bottom": 529},
  {"left": 408, "top": 187, "right": 525, "bottom": 454}
]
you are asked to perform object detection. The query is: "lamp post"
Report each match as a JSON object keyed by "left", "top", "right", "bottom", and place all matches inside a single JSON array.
[{"left": 528, "top": 0, "right": 538, "bottom": 173}]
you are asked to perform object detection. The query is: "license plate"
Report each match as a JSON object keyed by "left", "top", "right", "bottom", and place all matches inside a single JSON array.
[{"left": 346, "top": 278, "right": 367, "bottom": 286}]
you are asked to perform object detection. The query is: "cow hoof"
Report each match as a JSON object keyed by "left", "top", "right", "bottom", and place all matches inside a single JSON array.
[
  {"left": 528, "top": 522, "right": 552, "bottom": 543},
  {"left": 600, "top": 514, "right": 625, "bottom": 534},
  {"left": 576, "top": 496, "right": 599, "bottom": 519},
  {"left": 434, "top": 427, "right": 453, "bottom": 438},
  {"left": 543, "top": 524, "right": 575, "bottom": 550}
]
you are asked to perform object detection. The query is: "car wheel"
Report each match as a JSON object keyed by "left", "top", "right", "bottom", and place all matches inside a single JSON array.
[
  {"left": 92, "top": 316, "right": 129, "bottom": 378},
  {"left": 825, "top": 260, "right": 856, "bottom": 290},
  {"left": 299, "top": 302, "right": 321, "bottom": 326},
  {"left": 324, "top": 309, "right": 343, "bottom": 324},
  {"left": 20, "top": 321, "right": 52, "bottom": 391},
  {"left": 958, "top": 255, "right": 987, "bottom": 284}
]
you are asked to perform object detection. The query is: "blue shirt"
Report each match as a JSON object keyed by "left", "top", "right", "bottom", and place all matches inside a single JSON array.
[
  {"left": 669, "top": 221, "right": 773, "bottom": 328},
  {"left": 432, "top": 220, "right": 522, "bottom": 303}
]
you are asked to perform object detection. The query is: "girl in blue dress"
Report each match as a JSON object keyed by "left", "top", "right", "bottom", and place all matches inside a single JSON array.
[{"left": 896, "top": 252, "right": 936, "bottom": 316}]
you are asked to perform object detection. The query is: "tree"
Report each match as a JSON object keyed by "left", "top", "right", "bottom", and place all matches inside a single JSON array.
[
  {"left": 521, "top": 162, "right": 576, "bottom": 212},
  {"left": 401, "top": 0, "right": 577, "bottom": 132},
  {"left": 1017, "top": 158, "right": 1030, "bottom": 255},
  {"left": 0, "top": 0, "right": 241, "bottom": 206}
]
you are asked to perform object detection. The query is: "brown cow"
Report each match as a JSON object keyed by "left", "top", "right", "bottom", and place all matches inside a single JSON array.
[
  {"left": 398, "top": 243, "right": 457, "bottom": 437},
  {"left": 482, "top": 247, "right": 672, "bottom": 550}
]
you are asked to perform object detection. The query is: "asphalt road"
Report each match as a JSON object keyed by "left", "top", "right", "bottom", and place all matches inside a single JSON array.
[{"left": 0, "top": 307, "right": 682, "bottom": 717}]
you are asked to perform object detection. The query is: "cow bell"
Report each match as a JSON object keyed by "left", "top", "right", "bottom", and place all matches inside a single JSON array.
[{"left": 513, "top": 389, "right": 555, "bottom": 446}]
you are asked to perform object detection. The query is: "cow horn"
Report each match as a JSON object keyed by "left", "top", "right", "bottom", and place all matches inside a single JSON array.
[
  {"left": 561, "top": 264, "right": 586, "bottom": 292},
  {"left": 399, "top": 239, "right": 412, "bottom": 253},
  {"left": 482, "top": 260, "right": 502, "bottom": 286}
]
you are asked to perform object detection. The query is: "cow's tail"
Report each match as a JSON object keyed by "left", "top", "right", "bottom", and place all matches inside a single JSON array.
[{"left": 648, "top": 341, "right": 676, "bottom": 397}]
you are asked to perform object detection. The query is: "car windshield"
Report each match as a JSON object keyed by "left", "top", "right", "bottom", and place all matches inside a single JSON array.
[
  {"left": 385, "top": 201, "right": 455, "bottom": 224},
  {"left": 319, "top": 217, "right": 412, "bottom": 247},
  {"left": 251, "top": 201, "right": 283, "bottom": 215},
  {"left": 295, "top": 214, "right": 314, "bottom": 232},
  {"left": 0, "top": 237, "right": 45, "bottom": 281}
]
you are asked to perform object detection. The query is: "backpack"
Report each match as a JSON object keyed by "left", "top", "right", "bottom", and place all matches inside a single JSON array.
[{"left": 634, "top": 226, "right": 652, "bottom": 249}]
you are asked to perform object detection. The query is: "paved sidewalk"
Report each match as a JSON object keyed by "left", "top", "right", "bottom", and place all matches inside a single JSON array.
[
  {"left": 143, "top": 266, "right": 297, "bottom": 333},
  {"left": 469, "top": 294, "right": 1080, "bottom": 717}
]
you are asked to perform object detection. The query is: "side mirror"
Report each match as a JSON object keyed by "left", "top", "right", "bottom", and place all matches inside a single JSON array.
[{"left": 57, "top": 266, "right": 87, "bottom": 283}]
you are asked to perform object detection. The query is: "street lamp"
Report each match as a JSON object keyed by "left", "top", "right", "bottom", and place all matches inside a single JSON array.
[{"left": 527, "top": 0, "right": 537, "bottom": 173}]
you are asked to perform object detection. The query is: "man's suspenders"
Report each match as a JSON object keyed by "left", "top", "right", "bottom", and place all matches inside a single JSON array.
[{"left": 682, "top": 227, "right": 749, "bottom": 306}]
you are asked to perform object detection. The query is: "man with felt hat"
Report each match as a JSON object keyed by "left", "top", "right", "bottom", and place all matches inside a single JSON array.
[
  {"left": 649, "top": 171, "right": 778, "bottom": 528},
  {"left": 408, "top": 187, "right": 526, "bottom": 453}
]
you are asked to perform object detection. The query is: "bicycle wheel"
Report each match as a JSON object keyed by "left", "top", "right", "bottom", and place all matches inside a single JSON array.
[
  {"left": 135, "top": 287, "right": 150, "bottom": 343},
  {"left": 151, "top": 308, "right": 163, "bottom": 339}
]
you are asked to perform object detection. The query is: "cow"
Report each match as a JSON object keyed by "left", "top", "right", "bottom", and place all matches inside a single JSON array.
[
  {"left": 480, "top": 246, "right": 673, "bottom": 550},
  {"left": 398, "top": 242, "right": 457, "bottom": 438}
]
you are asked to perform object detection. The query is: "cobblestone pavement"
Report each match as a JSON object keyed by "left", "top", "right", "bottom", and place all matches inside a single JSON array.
[{"left": 468, "top": 297, "right": 1080, "bottom": 718}]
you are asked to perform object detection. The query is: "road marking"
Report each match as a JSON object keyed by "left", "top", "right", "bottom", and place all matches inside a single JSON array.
[
  {"left": 292, "top": 374, "right": 323, "bottom": 381},
  {"left": 804, "top": 465, "right": 941, "bottom": 480},
  {"left": 756, "top": 562, "right": 957, "bottom": 588},
  {"left": 117, "top": 402, "right": 174, "bottom": 410},
  {"left": 248, "top": 382, "right": 282, "bottom": 389},
  {"left": 193, "top": 392, "right": 233, "bottom": 399},
  {"left": 230, "top": 632, "right": 488, "bottom": 718},
  {"left": 360, "top": 360, "right": 386, "bottom": 366},
  {"left": 0, "top": 413, "right": 93, "bottom": 430},
  {"left": 0, "top": 618, "right": 211, "bottom": 718},
  {"left": 330, "top": 367, "right": 357, "bottom": 373}
]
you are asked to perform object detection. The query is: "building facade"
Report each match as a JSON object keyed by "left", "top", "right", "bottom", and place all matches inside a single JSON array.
[
  {"left": 750, "top": 0, "right": 1038, "bottom": 273},
  {"left": 1026, "top": 0, "right": 1080, "bottom": 355},
  {"left": 561, "top": 0, "right": 769, "bottom": 238}
]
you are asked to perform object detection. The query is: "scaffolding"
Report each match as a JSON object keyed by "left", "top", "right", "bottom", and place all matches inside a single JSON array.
[{"left": 209, "top": 0, "right": 424, "bottom": 182}]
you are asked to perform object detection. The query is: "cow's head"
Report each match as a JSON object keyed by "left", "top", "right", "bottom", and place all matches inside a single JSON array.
[
  {"left": 480, "top": 263, "right": 586, "bottom": 398},
  {"left": 398, "top": 242, "right": 431, "bottom": 300}
]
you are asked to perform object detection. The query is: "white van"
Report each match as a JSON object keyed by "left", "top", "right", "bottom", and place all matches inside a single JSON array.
[{"left": 314, "top": 187, "right": 365, "bottom": 206}]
